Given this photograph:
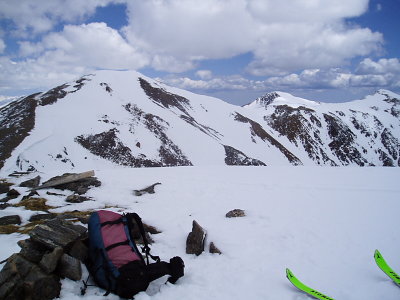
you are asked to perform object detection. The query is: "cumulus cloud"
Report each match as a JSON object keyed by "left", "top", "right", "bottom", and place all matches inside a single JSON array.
[
  {"left": 160, "top": 74, "right": 264, "bottom": 92},
  {"left": 0, "top": 0, "right": 394, "bottom": 96},
  {"left": 0, "top": 0, "right": 124, "bottom": 36},
  {"left": 22, "top": 23, "right": 148, "bottom": 70},
  {"left": 160, "top": 58, "right": 400, "bottom": 94},
  {"left": 356, "top": 58, "right": 400, "bottom": 74},
  {"left": 0, "top": 23, "right": 149, "bottom": 93},
  {"left": 123, "top": 0, "right": 258, "bottom": 59},
  {"left": 196, "top": 70, "right": 213, "bottom": 80},
  {"left": 121, "top": 0, "right": 382, "bottom": 74}
]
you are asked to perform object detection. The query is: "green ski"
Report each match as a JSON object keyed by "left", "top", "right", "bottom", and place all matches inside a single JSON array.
[
  {"left": 374, "top": 249, "right": 400, "bottom": 286},
  {"left": 286, "top": 268, "right": 335, "bottom": 300}
]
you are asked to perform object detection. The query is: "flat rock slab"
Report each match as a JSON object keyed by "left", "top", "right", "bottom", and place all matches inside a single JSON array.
[{"left": 29, "top": 218, "right": 87, "bottom": 250}]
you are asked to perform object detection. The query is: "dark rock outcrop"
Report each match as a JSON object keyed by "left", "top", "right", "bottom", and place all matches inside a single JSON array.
[
  {"left": 41, "top": 173, "right": 101, "bottom": 195},
  {"left": 224, "top": 145, "right": 266, "bottom": 166},
  {"left": 209, "top": 242, "right": 222, "bottom": 255},
  {"left": 0, "top": 218, "right": 87, "bottom": 300},
  {"left": 134, "top": 182, "right": 162, "bottom": 196},
  {"left": 186, "top": 220, "right": 207, "bottom": 256},
  {"left": 0, "top": 215, "right": 21, "bottom": 226},
  {"left": 19, "top": 176, "right": 41, "bottom": 188}
]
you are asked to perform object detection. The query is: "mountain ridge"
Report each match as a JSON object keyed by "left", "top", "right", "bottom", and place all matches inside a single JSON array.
[{"left": 0, "top": 70, "right": 399, "bottom": 172}]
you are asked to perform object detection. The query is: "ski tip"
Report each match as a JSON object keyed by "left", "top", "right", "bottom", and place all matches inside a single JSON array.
[
  {"left": 374, "top": 249, "right": 381, "bottom": 260},
  {"left": 286, "top": 268, "right": 293, "bottom": 279}
]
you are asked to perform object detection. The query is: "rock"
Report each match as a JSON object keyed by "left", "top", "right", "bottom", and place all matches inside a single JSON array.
[
  {"left": 6, "top": 189, "right": 20, "bottom": 199},
  {"left": 29, "top": 218, "right": 87, "bottom": 250},
  {"left": 134, "top": 182, "right": 162, "bottom": 196},
  {"left": 23, "top": 271, "right": 61, "bottom": 300},
  {"left": 41, "top": 173, "right": 101, "bottom": 195},
  {"left": 68, "top": 240, "right": 88, "bottom": 261},
  {"left": 0, "top": 181, "right": 11, "bottom": 194},
  {"left": 18, "top": 239, "right": 48, "bottom": 263},
  {"left": 226, "top": 209, "right": 246, "bottom": 218},
  {"left": 0, "top": 203, "right": 10, "bottom": 210},
  {"left": 56, "top": 254, "right": 82, "bottom": 281},
  {"left": 0, "top": 215, "right": 21, "bottom": 225},
  {"left": 39, "top": 247, "right": 64, "bottom": 274},
  {"left": 65, "top": 194, "right": 91, "bottom": 203},
  {"left": 19, "top": 176, "right": 41, "bottom": 188},
  {"left": 186, "top": 220, "right": 207, "bottom": 256},
  {"left": 29, "top": 213, "right": 57, "bottom": 222},
  {"left": 209, "top": 242, "right": 222, "bottom": 255},
  {"left": 0, "top": 254, "right": 61, "bottom": 300},
  {"left": 0, "top": 218, "right": 88, "bottom": 300}
]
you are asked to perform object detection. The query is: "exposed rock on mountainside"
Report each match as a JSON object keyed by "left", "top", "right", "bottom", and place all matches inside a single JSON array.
[
  {"left": 234, "top": 112, "right": 302, "bottom": 165},
  {"left": 0, "top": 95, "right": 38, "bottom": 170},
  {"left": 0, "top": 70, "right": 399, "bottom": 171},
  {"left": 256, "top": 90, "right": 400, "bottom": 167},
  {"left": 223, "top": 145, "right": 266, "bottom": 166}
]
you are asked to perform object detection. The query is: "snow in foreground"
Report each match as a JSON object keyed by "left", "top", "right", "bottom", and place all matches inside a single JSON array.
[{"left": 1, "top": 166, "right": 399, "bottom": 300}]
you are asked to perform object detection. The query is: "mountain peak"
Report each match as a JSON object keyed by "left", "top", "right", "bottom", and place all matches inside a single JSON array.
[{"left": 246, "top": 91, "right": 320, "bottom": 109}]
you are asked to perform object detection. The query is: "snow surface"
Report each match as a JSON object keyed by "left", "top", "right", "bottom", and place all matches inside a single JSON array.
[{"left": 1, "top": 166, "right": 400, "bottom": 300}]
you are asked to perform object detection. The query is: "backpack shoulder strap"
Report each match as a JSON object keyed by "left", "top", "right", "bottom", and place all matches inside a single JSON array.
[{"left": 125, "top": 213, "right": 160, "bottom": 264}]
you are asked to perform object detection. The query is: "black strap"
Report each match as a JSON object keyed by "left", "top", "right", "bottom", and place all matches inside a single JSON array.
[
  {"left": 105, "top": 240, "right": 130, "bottom": 251},
  {"left": 100, "top": 218, "right": 124, "bottom": 227},
  {"left": 125, "top": 213, "right": 160, "bottom": 264}
]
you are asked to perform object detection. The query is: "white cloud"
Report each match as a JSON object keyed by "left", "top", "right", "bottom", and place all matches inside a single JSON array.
[
  {"left": 160, "top": 58, "right": 400, "bottom": 94},
  {"left": 0, "top": 23, "right": 149, "bottom": 93},
  {"left": 19, "top": 23, "right": 148, "bottom": 70},
  {"left": 160, "top": 74, "right": 263, "bottom": 92},
  {"left": 0, "top": 39, "right": 5, "bottom": 54},
  {"left": 120, "top": 0, "right": 382, "bottom": 74},
  {"left": 356, "top": 58, "right": 400, "bottom": 74},
  {"left": 0, "top": 0, "right": 395, "bottom": 96},
  {"left": 122, "top": 0, "right": 259, "bottom": 72},
  {"left": 196, "top": 70, "right": 213, "bottom": 80},
  {"left": 247, "top": 23, "right": 383, "bottom": 76},
  {"left": 0, "top": 0, "right": 125, "bottom": 36}
]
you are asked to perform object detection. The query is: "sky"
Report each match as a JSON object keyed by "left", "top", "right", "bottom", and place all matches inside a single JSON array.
[{"left": 0, "top": 0, "right": 399, "bottom": 105}]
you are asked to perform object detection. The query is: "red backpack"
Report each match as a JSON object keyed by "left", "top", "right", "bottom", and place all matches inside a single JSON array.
[{"left": 83, "top": 210, "right": 184, "bottom": 298}]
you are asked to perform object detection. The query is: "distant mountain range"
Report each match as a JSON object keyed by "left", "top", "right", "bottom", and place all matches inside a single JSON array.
[{"left": 1, "top": 70, "right": 399, "bottom": 172}]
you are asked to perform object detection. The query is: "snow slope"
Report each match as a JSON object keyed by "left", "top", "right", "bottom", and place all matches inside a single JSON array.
[
  {"left": 1, "top": 70, "right": 399, "bottom": 172},
  {"left": 1, "top": 166, "right": 399, "bottom": 300}
]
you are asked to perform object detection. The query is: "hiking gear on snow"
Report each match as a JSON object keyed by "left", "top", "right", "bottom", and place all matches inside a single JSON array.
[{"left": 83, "top": 210, "right": 184, "bottom": 298}]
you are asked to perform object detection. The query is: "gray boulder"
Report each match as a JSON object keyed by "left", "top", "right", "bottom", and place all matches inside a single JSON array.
[
  {"left": 186, "top": 220, "right": 207, "bottom": 256},
  {"left": 56, "top": 254, "right": 82, "bottom": 281},
  {"left": 29, "top": 218, "right": 87, "bottom": 250},
  {"left": 19, "top": 176, "right": 41, "bottom": 188}
]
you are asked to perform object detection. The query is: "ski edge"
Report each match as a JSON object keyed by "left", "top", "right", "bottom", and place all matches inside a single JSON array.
[
  {"left": 374, "top": 249, "right": 400, "bottom": 285},
  {"left": 286, "top": 268, "right": 335, "bottom": 300}
]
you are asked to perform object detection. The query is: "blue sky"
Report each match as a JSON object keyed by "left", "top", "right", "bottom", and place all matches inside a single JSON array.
[{"left": 0, "top": 0, "right": 399, "bottom": 105}]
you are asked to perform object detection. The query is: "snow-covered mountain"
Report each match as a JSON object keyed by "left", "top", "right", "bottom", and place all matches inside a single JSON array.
[{"left": 0, "top": 70, "right": 399, "bottom": 172}]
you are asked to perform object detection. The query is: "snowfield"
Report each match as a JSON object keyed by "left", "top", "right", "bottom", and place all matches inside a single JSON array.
[{"left": 1, "top": 165, "right": 399, "bottom": 300}]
